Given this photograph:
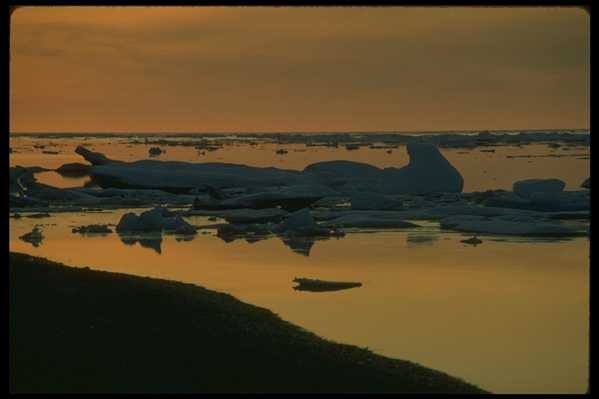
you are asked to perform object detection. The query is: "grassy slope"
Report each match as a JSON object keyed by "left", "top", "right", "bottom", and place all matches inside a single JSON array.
[{"left": 9, "top": 252, "right": 488, "bottom": 394}]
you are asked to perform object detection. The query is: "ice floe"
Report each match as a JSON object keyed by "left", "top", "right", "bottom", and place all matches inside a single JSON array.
[
  {"left": 116, "top": 208, "right": 196, "bottom": 234},
  {"left": 293, "top": 278, "right": 362, "bottom": 292},
  {"left": 513, "top": 179, "right": 566, "bottom": 198},
  {"left": 381, "top": 144, "right": 464, "bottom": 194},
  {"left": 321, "top": 214, "right": 419, "bottom": 229},
  {"left": 19, "top": 226, "right": 44, "bottom": 247},
  {"left": 440, "top": 215, "right": 585, "bottom": 237},
  {"left": 350, "top": 192, "right": 403, "bottom": 211}
]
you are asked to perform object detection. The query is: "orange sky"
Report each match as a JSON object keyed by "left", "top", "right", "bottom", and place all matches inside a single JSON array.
[{"left": 9, "top": 6, "right": 589, "bottom": 133}]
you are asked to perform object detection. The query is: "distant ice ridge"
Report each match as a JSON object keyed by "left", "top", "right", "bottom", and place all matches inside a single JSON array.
[{"left": 11, "top": 129, "right": 589, "bottom": 148}]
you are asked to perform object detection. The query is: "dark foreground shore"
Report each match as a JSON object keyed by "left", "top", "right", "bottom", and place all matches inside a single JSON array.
[{"left": 9, "top": 252, "right": 487, "bottom": 394}]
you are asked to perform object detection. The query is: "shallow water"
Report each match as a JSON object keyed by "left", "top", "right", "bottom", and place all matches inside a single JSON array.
[
  {"left": 9, "top": 136, "right": 590, "bottom": 192},
  {"left": 9, "top": 209, "right": 589, "bottom": 394}
]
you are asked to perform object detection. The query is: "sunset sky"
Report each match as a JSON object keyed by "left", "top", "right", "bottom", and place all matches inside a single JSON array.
[{"left": 10, "top": 6, "right": 589, "bottom": 133}]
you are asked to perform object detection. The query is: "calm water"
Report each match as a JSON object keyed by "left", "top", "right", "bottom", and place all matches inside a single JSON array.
[{"left": 9, "top": 136, "right": 590, "bottom": 393}]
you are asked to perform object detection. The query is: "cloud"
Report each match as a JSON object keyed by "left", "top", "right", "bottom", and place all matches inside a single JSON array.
[{"left": 10, "top": 6, "right": 589, "bottom": 132}]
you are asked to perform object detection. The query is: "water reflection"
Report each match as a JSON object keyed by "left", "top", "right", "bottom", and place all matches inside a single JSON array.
[
  {"left": 245, "top": 236, "right": 268, "bottom": 244},
  {"left": 119, "top": 233, "right": 163, "bottom": 254},
  {"left": 118, "top": 228, "right": 205, "bottom": 254},
  {"left": 18, "top": 226, "right": 44, "bottom": 247},
  {"left": 406, "top": 232, "right": 438, "bottom": 247},
  {"left": 460, "top": 236, "right": 483, "bottom": 246},
  {"left": 175, "top": 235, "right": 196, "bottom": 243},
  {"left": 214, "top": 228, "right": 347, "bottom": 257},
  {"left": 280, "top": 236, "right": 316, "bottom": 256},
  {"left": 486, "top": 236, "right": 577, "bottom": 244},
  {"left": 293, "top": 285, "right": 361, "bottom": 292},
  {"left": 216, "top": 230, "right": 272, "bottom": 245}
]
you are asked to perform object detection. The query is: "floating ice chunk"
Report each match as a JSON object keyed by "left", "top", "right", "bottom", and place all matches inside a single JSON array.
[
  {"left": 25, "top": 183, "right": 101, "bottom": 203},
  {"left": 116, "top": 212, "right": 141, "bottom": 232},
  {"left": 216, "top": 223, "right": 272, "bottom": 242},
  {"left": 82, "top": 155, "right": 311, "bottom": 192},
  {"left": 293, "top": 277, "right": 362, "bottom": 292},
  {"left": 545, "top": 211, "right": 589, "bottom": 220},
  {"left": 277, "top": 208, "right": 318, "bottom": 233},
  {"left": 148, "top": 147, "right": 163, "bottom": 157},
  {"left": 440, "top": 215, "right": 585, "bottom": 237},
  {"left": 350, "top": 192, "right": 403, "bottom": 211},
  {"left": 162, "top": 215, "right": 197, "bottom": 235},
  {"left": 304, "top": 144, "right": 463, "bottom": 194},
  {"left": 322, "top": 213, "right": 419, "bottom": 229},
  {"left": 116, "top": 209, "right": 162, "bottom": 232},
  {"left": 526, "top": 191, "right": 589, "bottom": 211},
  {"left": 203, "top": 185, "right": 339, "bottom": 211},
  {"left": 19, "top": 226, "right": 44, "bottom": 247},
  {"left": 460, "top": 236, "right": 482, "bottom": 246},
  {"left": 220, "top": 208, "right": 288, "bottom": 224},
  {"left": 137, "top": 208, "right": 165, "bottom": 231},
  {"left": 274, "top": 208, "right": 336, "bottom": 236},
  {"left": 484, "top": 190, "right": 589, "bottom": 212},
  {"left": 482, "top": 192, "right": 533, "bottom": 209},
  {"left": 513, "top": 178, "right": 566, "bottom": 198},
  {"left": 304, "top": 160, "right": 382, "bottom": 181},
  {"left": 116, "top": 207, "right": 195, "bottom": 234},
  {"left": 192, "top": 196, "right": 221, "bottom": 210}
]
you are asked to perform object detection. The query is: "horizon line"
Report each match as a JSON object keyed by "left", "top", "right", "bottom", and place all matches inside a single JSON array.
[{"left": 9, "top": 127, "right": 590, "bottom": 135}]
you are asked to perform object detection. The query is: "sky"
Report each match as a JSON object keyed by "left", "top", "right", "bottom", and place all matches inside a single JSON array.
[{"left": 9, "top": 6, "right": 590, "bottom": 133}]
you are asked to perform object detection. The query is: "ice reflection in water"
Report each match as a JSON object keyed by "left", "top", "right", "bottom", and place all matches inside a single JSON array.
[{"left": 119, "top": 233, "right": 164, "bottom": 255}]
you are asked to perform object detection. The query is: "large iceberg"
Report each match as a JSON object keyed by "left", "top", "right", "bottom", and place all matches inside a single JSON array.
[
  {"left": 381, "top": 144, "right": 464, "bottom": 194},
  {"left": 303, "top": 144, "right": 463, "bottom": 194},
  {"left": 76, "top": 144, "right": 464, "bottom": 196}
]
